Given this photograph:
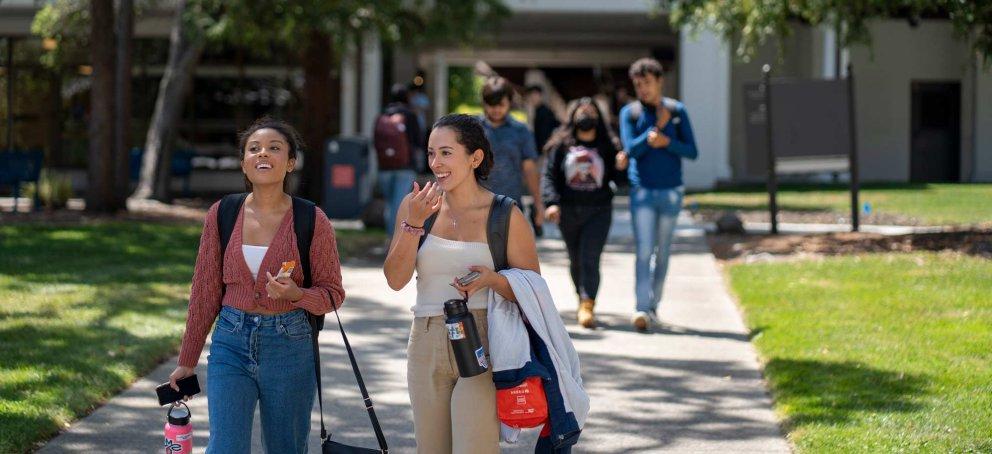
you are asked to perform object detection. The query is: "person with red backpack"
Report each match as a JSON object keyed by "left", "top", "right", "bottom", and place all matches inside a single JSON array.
[{"left": 375, "top": 83, "right": 425, "bottom": 237}]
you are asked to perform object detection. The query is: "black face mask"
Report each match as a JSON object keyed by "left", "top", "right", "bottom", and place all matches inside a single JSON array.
[{"left": 575, "top": 117, "right": 597, "bottom": 132}]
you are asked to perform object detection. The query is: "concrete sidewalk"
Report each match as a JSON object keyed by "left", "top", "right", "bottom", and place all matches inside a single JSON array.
[{"left": 41, "top": 208, "right": 790, "bottom": 453}]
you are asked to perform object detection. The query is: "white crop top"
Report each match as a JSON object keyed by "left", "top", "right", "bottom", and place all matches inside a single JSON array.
[
  {"left": 413, "top": 234, "right": 494, "bottom": 317},
  {"left": 242, "top": 245, "right": 268, "bottom": 280}
]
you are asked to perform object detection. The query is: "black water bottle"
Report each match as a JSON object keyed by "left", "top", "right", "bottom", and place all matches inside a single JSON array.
[{"left": 444, "top": 298, "right": 489, "bottom": 377}]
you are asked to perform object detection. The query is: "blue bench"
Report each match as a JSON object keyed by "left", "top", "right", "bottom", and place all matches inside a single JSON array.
[
  {"left": 129, "top": 148, "right": 196, "bottom": 196},
  {"left": 0, "top": 150, "right": 43, "bottom": 211}
]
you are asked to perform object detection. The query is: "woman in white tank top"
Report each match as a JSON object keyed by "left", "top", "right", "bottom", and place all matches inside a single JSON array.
[{"left": 383, "top": 114, "right": 540, "bottom": 453}]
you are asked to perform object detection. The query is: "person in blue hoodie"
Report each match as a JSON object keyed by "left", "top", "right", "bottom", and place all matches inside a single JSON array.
[{"left": 618, "top": 58, "right": 698, "bottom": 332}]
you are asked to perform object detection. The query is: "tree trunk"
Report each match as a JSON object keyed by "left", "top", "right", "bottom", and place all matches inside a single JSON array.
[
  {"left": 86, "top": 0, "right": 119, "bottom": 212},
  {"left": 47, "top": 69, "right": 62, "bottom": 163},
  {"left": 130, "top": 0, "right": 203, "bottom": 202},
  {"left": 300, "top": 31, "right": 336, "bottom": 202},
  {"left": 115, "top": 0, "right": 134, "bottom": 207}
]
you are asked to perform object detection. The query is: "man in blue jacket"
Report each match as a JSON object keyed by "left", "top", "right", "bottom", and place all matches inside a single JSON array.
[{"left": 619, "top": 58, "right": 698, "bottom": 332}]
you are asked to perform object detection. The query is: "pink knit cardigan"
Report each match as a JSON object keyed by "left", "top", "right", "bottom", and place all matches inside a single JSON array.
[{"left": 178, "top": 201, "right": 345, "bottom": 367}]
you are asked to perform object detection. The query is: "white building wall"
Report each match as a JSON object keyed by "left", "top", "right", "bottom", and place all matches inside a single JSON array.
[
  {"left": 360, "top": 32, "right": 382, "bottom": 138},
  {"left": 848, "top": 20, "right": 973, "bottom": 181},
  {"left": 975, "top": 58, "right": 992, "bottom": 182},
  {"left": 679, "top": 28, "right": 732, "bottom": 189}
]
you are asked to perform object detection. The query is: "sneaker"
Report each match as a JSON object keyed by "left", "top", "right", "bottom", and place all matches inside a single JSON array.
[{"left": 632, "top": 311, "right": 651, "bottom": 332}]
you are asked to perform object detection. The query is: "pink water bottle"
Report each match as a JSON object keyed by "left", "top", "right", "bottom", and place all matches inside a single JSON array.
[{"left": 164, "top": 402, "right": 193, "bottom": 453}]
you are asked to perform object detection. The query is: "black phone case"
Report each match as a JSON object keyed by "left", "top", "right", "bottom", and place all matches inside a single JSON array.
[{"left": 156, "top": 374, "right": 200, "bottom": 406}]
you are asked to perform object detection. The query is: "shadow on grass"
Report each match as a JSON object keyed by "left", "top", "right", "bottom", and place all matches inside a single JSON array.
[
  {"left": 0, "top": 319, "right": 183, "bottom": 453},
  {"left": 0, "top": 223, "right": 200, "bottom": 286},
  {"left": 691, "top": 202, "right": 833, "bottom": 213},
  {"left": 764, "top": 358, "right": 927, "bottom": 430},
  {"left": 689, "top": 182, "right": 931, "bottom": 195}
]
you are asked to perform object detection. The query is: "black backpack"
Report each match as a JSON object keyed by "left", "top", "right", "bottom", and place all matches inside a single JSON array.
[
  {"left": 217, "top": 193, "right": 389, "bottom": 452},
  {"left": 417, "top": 194, "right": 516, "bottom": 271},
  {"left": 217, "top": 193, "right": 325, "bottom": 331}
]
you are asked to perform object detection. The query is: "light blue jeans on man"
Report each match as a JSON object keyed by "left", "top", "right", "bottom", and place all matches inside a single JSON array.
[
  {"left": 377, "top": 169, "right": 417, "bottom": 236},
  {"left": 206, "top": 307, "right": 315, "bottom": 453},
  {"left": 630, "top": 186, "right": 684, "bottom": 315}
]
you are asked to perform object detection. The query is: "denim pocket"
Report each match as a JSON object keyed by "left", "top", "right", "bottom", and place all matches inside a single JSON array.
[
  {"left": 282, "top": 319, "right": 312, "bottom": 340},
  {"left": 215, "top": 311, "right": 239, "bottom": 333}
]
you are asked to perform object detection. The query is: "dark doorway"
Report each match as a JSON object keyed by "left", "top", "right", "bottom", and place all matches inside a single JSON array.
[{"left": 910, "top": 81, "right": 960, "bottom": 182}]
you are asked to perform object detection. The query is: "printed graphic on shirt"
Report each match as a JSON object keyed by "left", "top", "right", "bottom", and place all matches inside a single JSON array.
[{"left": 564, "top": 145, "right": 605, "bottom": 191}]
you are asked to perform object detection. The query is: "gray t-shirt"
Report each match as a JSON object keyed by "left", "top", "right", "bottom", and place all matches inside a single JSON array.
[{"left": 479, "top": 115, "right": 538, "bottom": 203}]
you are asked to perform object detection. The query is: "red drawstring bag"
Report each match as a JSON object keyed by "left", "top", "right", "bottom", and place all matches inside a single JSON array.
[{"left": 496, "top": 376, "right": 549, "bottom": 429}]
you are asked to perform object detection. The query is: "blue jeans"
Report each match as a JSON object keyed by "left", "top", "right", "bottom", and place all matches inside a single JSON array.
[
  {"left": 377, "top": 169, "right": 417, "bottom": 236},
  {"left": 630, "top": 186, "right": 684, "bottom": 315},
  {"left": 206, "top": 307, "right": 315, "bottom": 453}
]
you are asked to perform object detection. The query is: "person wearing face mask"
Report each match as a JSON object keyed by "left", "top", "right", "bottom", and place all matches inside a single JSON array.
[{"left": 542, "top": 98, "right": 624, "bottom": 329}]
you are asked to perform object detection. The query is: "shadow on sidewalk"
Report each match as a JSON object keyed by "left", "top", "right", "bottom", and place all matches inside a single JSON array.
[
  {"left": 579, "top": 350, "right": 784, "bottom": 451},
  {"left": 561, "top": 314, "right": 753, "bottom": 343}
]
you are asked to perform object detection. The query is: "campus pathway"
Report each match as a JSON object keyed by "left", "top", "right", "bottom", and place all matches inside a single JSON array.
[{"left": 40, "top": 202, "right": 791, "bottom": 453}]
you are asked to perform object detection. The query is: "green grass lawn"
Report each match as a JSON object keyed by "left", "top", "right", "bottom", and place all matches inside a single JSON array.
[
  {"left": 0, "top": 221, "right": 384, "bottom": 453},
  {"left": 729, "top": 253, "right": 992, "bottom": 452},
  {"left": 687, "top": 183, "right": 992, "bottom": 225}
]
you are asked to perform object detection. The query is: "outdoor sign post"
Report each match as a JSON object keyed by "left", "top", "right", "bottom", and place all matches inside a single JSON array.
[
  {"left": 762, "top": 65, "right": 779, "bottom": 234},
  {"left": 847, "top": 63, "right": 860, "bottom": 232},
  {"left": 746, "top": 64, "right": 862, "bottom": 234}
]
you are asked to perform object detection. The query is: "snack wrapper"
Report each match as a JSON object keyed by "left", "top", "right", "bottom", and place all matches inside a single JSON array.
[{"left": 277, "top": 260, "right": 296, "bottom": 279}]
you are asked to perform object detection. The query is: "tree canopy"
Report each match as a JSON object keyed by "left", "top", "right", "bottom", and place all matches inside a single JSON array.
[{"left": 664, "top": 0, "right": 992, "bottom": 63}]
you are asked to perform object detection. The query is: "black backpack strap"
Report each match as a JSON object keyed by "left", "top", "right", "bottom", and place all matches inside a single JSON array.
[
  {"left": 217, "top": 193, "right": 248, "bottom": 260},
  {"left": 217, "top": 193, "right": 248, "bottom": 296},
  {"left": 487, "top": 195, "right": 516, "bottom": 272},
  {"left": 415, "top": 196, "right": 514, "bottom": 272},
  {"left": 416, "top": 212, "right": 439, "bottom": 250},
  {"left": 291, "top": 196, "right": 316, "bottom": 290},
  {"left": 311, "top": 298, "right": 389, "bottom": 452}
]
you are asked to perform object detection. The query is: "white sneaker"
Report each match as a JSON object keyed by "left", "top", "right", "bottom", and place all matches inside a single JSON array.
[{"left": 632, "top": 311, "right": 651, "bottom": 332}]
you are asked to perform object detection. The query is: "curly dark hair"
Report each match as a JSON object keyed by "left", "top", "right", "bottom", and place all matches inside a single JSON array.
[
  {"left": 237, "top": 117, "right": 304, "bottom": 191},
  {"left": 431, "top": 114, "right": 494, "bottom": 181}
]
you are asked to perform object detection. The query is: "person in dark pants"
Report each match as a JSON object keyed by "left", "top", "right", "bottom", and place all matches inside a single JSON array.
[
  {"left": 542, "top": 97, "right": 625, "bottom": 329},
  {"left": 378, "top": 83, "right": 425, "bottom": 237},
  {"left": 526, "top": 84, "right": 560, "bottom": 237},
  {"left": 526, "top": 84, "right": 560, "bottom": 153}
]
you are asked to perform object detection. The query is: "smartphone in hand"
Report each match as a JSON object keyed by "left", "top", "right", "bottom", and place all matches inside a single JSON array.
[
  {"left": 155, "top": 374, "right": 201, "bottom": 406},
  {"left": 455, "top": 271, "right": 482, "bottom": 287}
]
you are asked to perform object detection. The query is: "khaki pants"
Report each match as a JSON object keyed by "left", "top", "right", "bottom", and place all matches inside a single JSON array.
[{"left": 407, "top": 309, "right": 499, "bottom": 454}]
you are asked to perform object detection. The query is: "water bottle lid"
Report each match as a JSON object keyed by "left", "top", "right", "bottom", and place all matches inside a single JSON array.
[
  {"left": 167, "top": 403, "right": 191, "bottom": 425},
  {"left": 443, "top": 298, "right": 468, "bottom": 317}
]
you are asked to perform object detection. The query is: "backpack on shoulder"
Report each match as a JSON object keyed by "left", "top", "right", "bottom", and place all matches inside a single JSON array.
[
  {"left": 373, "top": 112, "right": 411, "bottom": 170},
  {"left": 216, "top": 193, "right": 388, "bottom": 453},
  {"left": 418, "top": 194, "right": 550, "bottom": 431}
]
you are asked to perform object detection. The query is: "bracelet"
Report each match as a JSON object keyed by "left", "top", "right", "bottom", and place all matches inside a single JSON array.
[{"left": 401, "top": 220, "right": 425, "bottom": 237}]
